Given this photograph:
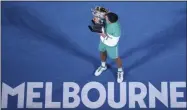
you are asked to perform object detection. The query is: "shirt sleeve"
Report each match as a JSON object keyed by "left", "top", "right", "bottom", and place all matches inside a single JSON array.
[{"left": 111, "top": 25, "right": 121, "bottom": 37}]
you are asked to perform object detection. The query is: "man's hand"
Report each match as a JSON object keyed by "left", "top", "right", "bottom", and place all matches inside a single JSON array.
[
  {"left": 93, "top": 17, "right": 99, "bottom": 23},
  {"left": 99, "top": 33, "right": 106, "bottom": 38},
  {"left": 99, "top": 27, "right": 106, "bottom": 38}
]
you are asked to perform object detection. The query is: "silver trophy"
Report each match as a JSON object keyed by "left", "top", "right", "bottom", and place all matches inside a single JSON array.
[{"left": 88, "top": 6, "right": 109, "bottom": 33}]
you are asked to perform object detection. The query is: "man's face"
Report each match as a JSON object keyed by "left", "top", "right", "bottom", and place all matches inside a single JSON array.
[{"left": 105, "top": 16, "right": 111, "bottom": 24}]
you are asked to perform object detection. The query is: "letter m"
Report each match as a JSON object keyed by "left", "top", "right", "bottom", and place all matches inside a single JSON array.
[{"left": 1, "top": 83, "right": 25, "bottom": 108}]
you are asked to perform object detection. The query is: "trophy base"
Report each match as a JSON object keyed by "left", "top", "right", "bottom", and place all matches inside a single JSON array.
[{"left": 88, "top": 25, "right": 102, "bottom": 33}]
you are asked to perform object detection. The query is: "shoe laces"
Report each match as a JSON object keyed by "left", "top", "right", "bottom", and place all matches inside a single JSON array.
[
  {"left": 118, "top": 71, "right": 122, "bottom": 79},
  {"left": 98, "top": 66, "right": 105, "bottom": 72}
]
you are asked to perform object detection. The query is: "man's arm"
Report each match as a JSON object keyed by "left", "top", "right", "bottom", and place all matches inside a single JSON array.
[{"left": 99, "top": 27, "right": 120, "bottom": 47}]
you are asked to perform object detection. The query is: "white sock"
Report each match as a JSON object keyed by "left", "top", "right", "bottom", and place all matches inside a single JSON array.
[
  {"left": 118, "top": 68, "right": 123, "bottom": 72},
  {"left": 101, "top": 61, "right": 106, "bottom": 67}
]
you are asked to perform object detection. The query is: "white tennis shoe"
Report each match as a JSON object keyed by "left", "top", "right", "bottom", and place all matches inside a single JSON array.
[
  {"left": 94, "top": 66, "right": 107, "bottom": 76},
  {"left": 117, "top": 71, "right": 124, "bottom": 83}
]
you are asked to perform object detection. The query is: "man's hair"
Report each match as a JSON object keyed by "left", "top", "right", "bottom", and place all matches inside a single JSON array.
[{"left": 106, "top": 12, "right": 118, "bottom": 23}]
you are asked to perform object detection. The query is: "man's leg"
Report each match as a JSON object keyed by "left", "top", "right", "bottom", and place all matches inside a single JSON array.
[
  {"left": 115, "top": 57, "right": 124, "bottom": 83},
  {"left": 115, "top": 57, "right": 123, "bottom": 68},
  {"left": 94, "top": 43, "right": 108, "bottom": 76},
  {"left": 107, "top": 46, "right": 124, "bottom": 83},
  {"left": 100, "top": 51, "right": 107, "bottom": 67}
]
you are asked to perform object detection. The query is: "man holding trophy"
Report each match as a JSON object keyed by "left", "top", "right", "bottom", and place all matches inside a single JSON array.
[{"left": 88, "top": 6, "right": 124, "bottom": 83}]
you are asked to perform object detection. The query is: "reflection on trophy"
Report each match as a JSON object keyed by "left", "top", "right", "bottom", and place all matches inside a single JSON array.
[{"left": 88, "top": 6, "right": 109, "bottom": 33}]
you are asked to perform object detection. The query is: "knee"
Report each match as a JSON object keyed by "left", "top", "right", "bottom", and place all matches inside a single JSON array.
[{"left": 115, "top": 57, "right": 121, "bottom": 61}]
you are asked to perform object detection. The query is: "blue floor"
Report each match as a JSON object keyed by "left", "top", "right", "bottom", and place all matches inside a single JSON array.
[{"left": 1, "top": 1, "right": 186, "bottom": 110}]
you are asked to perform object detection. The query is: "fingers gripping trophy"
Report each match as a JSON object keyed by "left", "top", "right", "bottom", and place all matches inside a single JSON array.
[{"left": 88, "top": 6, "right": 109, "bottom": 33}]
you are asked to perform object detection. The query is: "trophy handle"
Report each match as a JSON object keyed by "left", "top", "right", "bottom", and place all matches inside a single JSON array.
[{"left": 91, "top": 8, "right": 94, "bottom": 12}]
